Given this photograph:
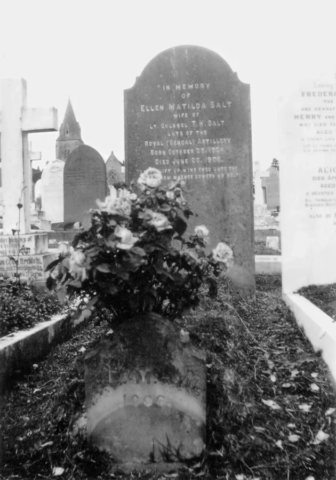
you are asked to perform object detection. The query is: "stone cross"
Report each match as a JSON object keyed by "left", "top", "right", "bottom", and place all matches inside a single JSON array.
[{"left": 0, "top": 79, "right": 57, "bottom": 234}]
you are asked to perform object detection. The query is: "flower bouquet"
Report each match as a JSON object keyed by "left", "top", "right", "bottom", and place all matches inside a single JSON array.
[{"left": 46, "top": 167, "right": 234, "bottom": 325}]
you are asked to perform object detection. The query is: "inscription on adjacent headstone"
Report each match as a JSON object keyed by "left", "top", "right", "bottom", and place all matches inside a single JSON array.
[
  {"left": 0, "top": 234, "right": 47, "bottom": 256},
  {"left": 125, "top": 46, "right": 254, "bottom": 281},
  {"left": 0, "top": 255, "right": 45, "bottom": 279},
  {"left": 64, "top": 145, "right": 107, "bottom": 225},
  {"left": 279, "top": 72, "right": 336, "bottom": 293}
]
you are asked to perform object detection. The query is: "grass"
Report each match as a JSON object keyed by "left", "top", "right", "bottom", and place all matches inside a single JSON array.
[
  {"left": 298, "top": 283, "right": 336, "bottom": 321},
  {"left": 0, "top": 275, "right": 335, "bottom": 479}
]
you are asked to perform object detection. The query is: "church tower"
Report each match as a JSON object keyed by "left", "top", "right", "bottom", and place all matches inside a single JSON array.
[{"left": 56, "top": 99, "right": 83, "bottom": 161}]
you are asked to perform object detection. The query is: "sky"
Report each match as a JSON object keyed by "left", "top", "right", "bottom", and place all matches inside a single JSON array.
[{"left": 1, "top": 0, "right": 336, "bottom": 171}]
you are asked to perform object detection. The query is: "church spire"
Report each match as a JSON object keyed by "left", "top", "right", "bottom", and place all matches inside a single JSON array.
[{"left": 56, "top": 99, "right": 84, "bottom": 161}]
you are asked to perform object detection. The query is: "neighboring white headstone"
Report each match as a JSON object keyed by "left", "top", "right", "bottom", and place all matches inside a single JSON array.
[
  {"left": 279, "top": 72, "right": 336, "bottom": 294},
  {"left": 41, "top": 160, "right": 64, "bottom": 223},
  {"left": 34, "top": 179, "right": 42, "bottom": 202},
  {"left": 266, "top": 236, "right": 280, "bottom": 250}
]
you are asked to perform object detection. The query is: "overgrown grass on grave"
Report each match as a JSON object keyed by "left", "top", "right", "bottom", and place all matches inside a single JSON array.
[
  {"left": 1, "top": 275, "right": 335, "bottom": 480},
  {"left": 0, "top": 279, "right": 62, "bottom": 338}
]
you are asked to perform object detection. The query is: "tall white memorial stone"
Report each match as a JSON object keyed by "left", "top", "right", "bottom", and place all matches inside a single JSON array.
[
  {"left": 0, "top": 79, "right": 58, "bottom": 281},
  {"left": 41, "top": 159, "right": 64, "bottom": 223},
  {"left": 279, "top": 72, "right": 336, "bottom": 382},
  {"left": 279, "top": 73, "right": 336, "bottom": 294}
]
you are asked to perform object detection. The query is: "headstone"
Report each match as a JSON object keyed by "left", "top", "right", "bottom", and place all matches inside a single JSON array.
[
  {"left": 64, "top": 145, "right": 107, "bottom": 225},
  {"left": 266, "top": 236, "right": 280, "bottom": 250},
  {"left": 0, "top": 233, "right": 54, "bottom": 280},
  {"left": 124, "top": 46, "right": 255, "bottom": 287},
  {"left": 279, "top": 72, "right": 336, "bottom": 293},
  {"left": 84, "top": 314, "right": 206, "bottom": 465},
  {"left": 0, "top": 79, "right": 58, "bottom": 281},
  {"left": 41, "top": 160, "right": 64, "bottom": 223},
  {"left": 106, "top": 151, "right": 124, "bottom": 186}
]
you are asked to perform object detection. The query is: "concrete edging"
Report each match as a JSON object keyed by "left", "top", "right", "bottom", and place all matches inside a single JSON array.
[
  {"left": 283, "top": 293, "right": 336, "bottom": 384},
  {"left": 255, "top": 255, "right": 281, "bottom": 274},
  {"left": 0, "top": 310, "right": 90, "bottom": 394}
]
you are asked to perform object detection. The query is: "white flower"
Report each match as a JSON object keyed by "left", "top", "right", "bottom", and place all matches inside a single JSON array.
[
  {"left": 137, "top": 168, "right": 162, "bottom": 189},
  {"left": 114, "top": 225, "right": 138, "bottom": 250},
  {"left": 195, "top": 225, "right": 209, "bottom": 241},
  {"left": 212, "top": 242, "right": 234, "bottom": 266},
  {"left": 147, "top": 211, "right": 172, "bottom": 232},
  {"left": 166, "top": 191, "right": 175, "bottom": 200},
  {"left": 119, "top": 189, "right": 137, "bottom": 201},
  {"left": 69, "top": 248, "right": 87, "bottom": 281},
  {"left": 96, "top": 196, "right": 131, "bottom": 216}
]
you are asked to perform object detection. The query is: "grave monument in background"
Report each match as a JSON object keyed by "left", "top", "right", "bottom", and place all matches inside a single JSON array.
[
  {"left": 0, "top": 78, "right": 58, "bottom": 280},
  {"left": 41, "top": 159, "right": 64, "bottom": 223},
  {"left": 279, "top": 73, "right": 336, "bottom": 294},
  {"left": 106, "top": 151, "right": 124, "bottom": 186},
  {"left": 279, "top": 72, "right": 336, "bottom": 383},
  {"left": 64, "top": 144, "right": 107, "bottom": 226},
  {"left": 124, "top": 45, "right": 255, "bottom": 286}
]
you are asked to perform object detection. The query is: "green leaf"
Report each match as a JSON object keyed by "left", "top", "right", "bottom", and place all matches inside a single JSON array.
[
  {"left": 159, "top": 204, "right": 172, "bottom": 212},
  {"left": 85, "top": 246, "right": 100, "bottom": 257},
  {"left": 207, "top": 277, "right": 218, "bottom": 298},
  {"left": 56, "top": 286, "right": 67, "bottom": 303},
  {"left": 130, "top": 246, "right": 147, "bottom": 257},
  {"left": 119, "top": 271, "right": 129, "bottom": 281},
  {"left": 173, "top": 215, "right": 187, "bottom": 236},
  {"left": 45, "top": 258, "right": 61, "bottom": 272},
  {"left": 96, "top": 263, "right": 111, "bottom": 273},
  {"left": 86, "top": 295, "right": 98, "bottom": 310},
  {"left": 68, "top": 280, "right": 82, "bottom": 288}
]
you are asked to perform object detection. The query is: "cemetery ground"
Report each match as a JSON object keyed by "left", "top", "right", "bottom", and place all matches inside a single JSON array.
[
  {"left": 1, "top": 275, "right": 335, "bottom": 480},
  {"left": 299, "top": 283, "right": 336, "bottom": 322}
]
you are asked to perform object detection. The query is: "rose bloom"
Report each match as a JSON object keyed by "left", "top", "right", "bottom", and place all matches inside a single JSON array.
[
  {"left": 96, "top": 196, "right": 131, "bottom": 216},
  {"left": 147, "top": 211, "right": 172, "bottom": 232},
  {"left": 69, "top": 249, "right": 87, "bottom": 281},
  {"left": 137, "top": 168, "right": 162, "bottom": 189},
  {"left": 114, "top": 225, "right": 138, "bottom": 250},
  {"left": 195, "top": 225, "right": 210, "bottom": 241},
  {"left": 212, "top": 242, "right": 234, "bottom": 266},
  {"left": 119, "top": 189, "right": 137, "bottom": 201},
  {"left": 166, "top": 191, "right": 175, "bottom": 200}
]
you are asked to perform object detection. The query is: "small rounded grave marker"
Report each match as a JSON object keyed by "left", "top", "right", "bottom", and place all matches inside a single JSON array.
[{"left": 144, "top": 395, "right": 153, "bottom": 407}]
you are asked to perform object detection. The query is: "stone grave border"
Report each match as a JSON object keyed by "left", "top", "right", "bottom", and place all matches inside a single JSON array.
[
  {"left": 255, "top": 254, "right": 336, "bottom": 382},
  {"left": 0, "top": 308, "right": 91, "bottom": 394},
  {"left": 2, "top": 257, "right": 335, "bottom": 390},
  {"left": 283, "top": 293, "right": 336, "bottom": 384}
]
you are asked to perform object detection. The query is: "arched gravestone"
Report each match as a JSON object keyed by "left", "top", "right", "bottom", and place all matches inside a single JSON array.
[
  {"left": 64, "top": 145, "right": 107, "bottom": 225},
  {"left": 125, "top": 46, "right": 255, "bottom": 287},
  {"left": 41, "top": 159, "right": 64, "bottom": 223}
]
